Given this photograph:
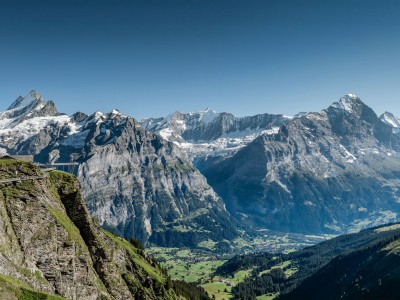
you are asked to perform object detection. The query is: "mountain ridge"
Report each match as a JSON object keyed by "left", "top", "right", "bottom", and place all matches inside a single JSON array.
[
  {"left": 0, "top": 91, "right": 239, "bottom": 248},
  {"left": 202, "top": 95, "right": 400, "bottom": 234},
  {"left": 2, "top": 90, "right": 400, "bottom": 244}
]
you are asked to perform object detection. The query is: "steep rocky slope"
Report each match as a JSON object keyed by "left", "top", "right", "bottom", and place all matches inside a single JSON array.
[
  {"left": 203, "top": 95, "right": 400, "bottom": 234},
  {"left": 141, "top": 108, "right": 288, "bottom": 143},
  {"left": 0, "top": 91, "right": 238, "bottom": 248},
  {"left": 0, "top": 158, "right": 179, "bottom": 299},
  {"left": 75, "top": 115, "right": 237, "bottom": 247}
]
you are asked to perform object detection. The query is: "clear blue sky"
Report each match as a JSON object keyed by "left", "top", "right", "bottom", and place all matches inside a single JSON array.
[{"left": 1, "top": 0, "right": 400, "bottom": 119}]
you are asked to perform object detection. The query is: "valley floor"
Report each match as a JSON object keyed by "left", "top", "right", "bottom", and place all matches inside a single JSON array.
[{"left": 148, "top": 231, "right": 335, "bottom": 299}]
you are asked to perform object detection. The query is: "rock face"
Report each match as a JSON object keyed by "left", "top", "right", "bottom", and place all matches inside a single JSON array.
[
  {"left": 142, "top": 108, "right": 288, "bottom": 143},
  {"left": 202, "top": 95, "right": 400, "bottom": 234},
  {"left": 0, "top": 158, "right": 178, "bottom": 299},
  {"left": 75, "top": 114, "right": 237, "bottom": 247},
  {"left": 0, "top": 91, "right": 238, "bottom": 248},
  {"left": 141, "top": 109, "right": 289, "bottom": 165}
]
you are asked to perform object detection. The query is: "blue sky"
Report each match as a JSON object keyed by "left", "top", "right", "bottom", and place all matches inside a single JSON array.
[{"left": 1, "top": 0, "right": 400, "bottom": 119}]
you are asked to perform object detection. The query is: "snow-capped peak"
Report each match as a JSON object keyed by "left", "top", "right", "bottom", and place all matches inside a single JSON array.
[
  {"left": 7, "top": 90, "right": 43, "bottom": 110},
  {"left": 89, "top": 111, "right": 104, "bottom": 122},
  {"left": 110, "top": 109, "right": 126, "bottom": 118},
  {"left": 199, "top": 107, "right": 218, "bottom": 124},
  {"left": 0, "top": 91, "right": 72, "bottom": 149},
  {"left": 345, "top": 93, "right": 358, "bottom": 99},
  {"left": 330, "top": 94, "right": 360, "bottom": 113},
  {"left": 380, "top": 111, "right": 400, "bottom": 129}
]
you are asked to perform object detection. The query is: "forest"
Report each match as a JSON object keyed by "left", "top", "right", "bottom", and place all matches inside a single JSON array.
[{"left": 214, "top": 223, "right": 400, "bottom": 299}]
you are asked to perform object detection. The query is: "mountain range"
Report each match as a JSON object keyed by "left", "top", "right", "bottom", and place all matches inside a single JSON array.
[
  {"left": 0, "top": 90, "right": 237, "bottom": 248},
  {"left": 1, "top": 91, "right": 400, "bottom": 246},
  {"left": 143, "top": 94, "right": 400, "bottom": 234}
]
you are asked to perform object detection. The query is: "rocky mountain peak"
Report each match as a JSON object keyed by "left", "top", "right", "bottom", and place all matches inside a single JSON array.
[
  {"left": 326, "top": 94, "right": 381, "bottom": 128},
  {"left": 2, "top": 90, "right": 60, "bottom": 121},
  {"left": 380, "top": 111, "right": 400, "bottom": 127},
  {"left": 85, "top": 109, "right": 127, "bottom": 129},
  {"left": 72, "top": 111, "right": 88, "bottom": 123},
  {"left": 329, "top": 94, "right": 362, "bottom": 113},
  {"left": 0, "top": 92, "right": 69, "bottom": 152},
  {"left": 7, "top": 90, "right": 43, "bottom": 110},
  {"left": 199, "top": 107, "right": 218, "bottom": 124},
  {"left": 380, "top": 111, "right": 400, "bottom": 134}
]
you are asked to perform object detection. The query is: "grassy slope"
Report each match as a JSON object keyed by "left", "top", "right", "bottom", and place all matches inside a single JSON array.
[
  {"left": 0, "top": 274, "right": 66, "bottom": 300},
  {"left": 102, "top": 230, "right": 165, "bottom": 283}
]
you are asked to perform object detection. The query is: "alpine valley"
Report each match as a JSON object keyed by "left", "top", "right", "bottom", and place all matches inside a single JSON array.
[
  {"left": 1, "top": 90, "right": 400, "bottom": 299},
  {"left": 2, "top": 91, "right": 400, "bottom": 240}
]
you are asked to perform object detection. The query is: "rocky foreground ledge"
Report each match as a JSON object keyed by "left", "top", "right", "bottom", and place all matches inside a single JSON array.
[{"left": 0, "top": 158, "right": 187, "bottom": 300}]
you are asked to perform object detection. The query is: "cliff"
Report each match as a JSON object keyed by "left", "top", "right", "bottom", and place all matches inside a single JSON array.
[{"left": 0, "top": 158, "right": 179, "bottom": 299}]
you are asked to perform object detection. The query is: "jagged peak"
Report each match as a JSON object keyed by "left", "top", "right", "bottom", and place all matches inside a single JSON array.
[
  {"left": 27, "top": 89, "right": 41, "bottom": 98},
  {"left": 7, "top": 90, "right": 43, "bottom": 110},
  {"left": 380, "top": 111, "right": 400, "bottom": 128},
  {"left": 200, "top": 107, "right": 216, "bottom": 113},
  {"left": 198, "top": 107, "right": 218, "bottom": 124},
  {"left": 109, "top": 108, "right": 126, "bottom": 119},
  {"left": 86, "top": 110, "right": 104, "bottom": 122},
  {"left": 72, "top": 111, "right": 88, "bottom": 123},
  {"left": 329, "top": 93, "right": 365, "bottom": 114},
  {"left": 85, "top": 109, "right": 129, "bottom": 128}
]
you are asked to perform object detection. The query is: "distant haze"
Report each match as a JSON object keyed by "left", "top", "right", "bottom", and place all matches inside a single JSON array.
[{"left": 1, "top": 0, "right": 400, "bottom": 119}]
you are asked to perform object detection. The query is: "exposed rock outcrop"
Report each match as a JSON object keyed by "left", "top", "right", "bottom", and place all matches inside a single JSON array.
[{"left": 0, "top": 159, "right": 178, "bottom": 299}]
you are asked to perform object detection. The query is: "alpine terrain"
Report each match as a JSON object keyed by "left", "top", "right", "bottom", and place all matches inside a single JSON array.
[
  {"left": 145, "top": 94, "right": 400, "bottom": 235},
  {"left": 2, "top": 91, "right": 400, "bottom": 242},
  {"left": 0, "top": 91, "right": 238, "bottom": 248}
]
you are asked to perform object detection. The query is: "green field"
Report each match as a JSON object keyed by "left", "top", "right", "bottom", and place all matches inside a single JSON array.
[
  {"left": 147, "top": 231, "right": 331, "bottom": 299},
  {"left": 148, "top": 246, "right": 255, "bottom": 299},
  {"left": 200, "top": 268, "right": 253, "bottom": 300},
  {"left": 258, "top": 260, "right": 294, "bottom": 277},
  {"left": 150, "top": 247, "right": 298, "bottom": 299},
  {"left": 256, "top": 293, "right": 278, "bottom": 300}
]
